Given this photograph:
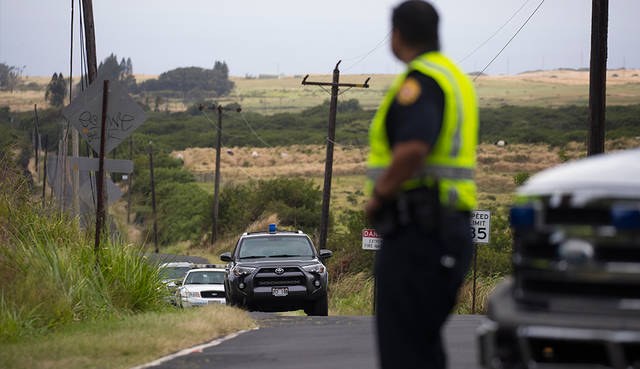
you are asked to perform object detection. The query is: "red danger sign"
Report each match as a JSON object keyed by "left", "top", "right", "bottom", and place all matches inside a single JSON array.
[
  {"left": 362, "top": 229, "right": 382, "bottom": 250},
  {"left": 362, "top": 229, "right": 380, "bottom": 238}
]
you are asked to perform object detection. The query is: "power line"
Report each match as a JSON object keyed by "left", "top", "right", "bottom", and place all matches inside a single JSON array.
[
  {"left": 458, "top": 0, "right": 532, "bottom": 64},
  {"left": 474, "top": 0, "right": 545, "bottom": 81},
  {"left": 239, "top": 111, "right": 273, "bottom": 148},
  {"left": 342, "top": 31, "right": 391, "bottom": 72}
]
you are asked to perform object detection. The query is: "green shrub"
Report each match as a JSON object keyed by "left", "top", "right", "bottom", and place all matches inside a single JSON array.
[
  {"left": 326, "top": 210, "right": 375, "bottom": 280},
  {"left": 217, "top": 178, "right": 322, "bottom": 239},
  {"left": 513, "top": 171, "right": 531, "bottom": 186},
  {"left": 154, "top": 182, "right": 210, "bottom": 245},
  {"left": 557, "top": 148, "right": 569, "bottom": 162}
]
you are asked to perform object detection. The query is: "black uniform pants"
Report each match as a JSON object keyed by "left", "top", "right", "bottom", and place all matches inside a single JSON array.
[{"left": 374, "top": 212, "right": 472, "bottom": 369}]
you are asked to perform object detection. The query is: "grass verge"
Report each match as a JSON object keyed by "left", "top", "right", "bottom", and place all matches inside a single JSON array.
[
  {"left": 453, "top": 275, "right": 504, "bottom": 315},
  {"left": 0, "top": 305, "right": 255, "bottom": 369},
  {"left": 328, "top": 272, "right": 503, "bottom": 316},
  {"left": 329, "top": 272, "right": 375, "bottom": 316}
]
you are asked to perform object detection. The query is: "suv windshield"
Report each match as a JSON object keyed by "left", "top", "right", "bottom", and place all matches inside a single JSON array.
[
  {"left": 162, "top": 266, "right": 191, "bottom": 280},
  {"left": 238, "top": 236, "right": 314, "bottom": 259},
  {"left": 184, "top": 271, "right": 225, "bottom": 285}
]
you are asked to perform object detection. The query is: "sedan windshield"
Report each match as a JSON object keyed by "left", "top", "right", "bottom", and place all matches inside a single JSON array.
[
  {"left": 161, "top": 266, "right": 191, "bottom": 280},
  {"left": 184, "top": 271, "right": 225, "bottom": 285},
  {"left": 238, "top": 236, "right": 314, "bottom": 259}
]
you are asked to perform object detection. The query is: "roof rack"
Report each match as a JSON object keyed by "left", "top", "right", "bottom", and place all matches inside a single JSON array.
[
  {"left": 243, "top": 230, "right": 305, "bottom": 236},
  {"left": 192, "top": 263, "right": 226, "bottom": 269}
]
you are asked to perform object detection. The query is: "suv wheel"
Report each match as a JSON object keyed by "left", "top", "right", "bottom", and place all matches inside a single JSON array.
[{"left": 306, "top": 295, "right": 328, "bottom": 316}]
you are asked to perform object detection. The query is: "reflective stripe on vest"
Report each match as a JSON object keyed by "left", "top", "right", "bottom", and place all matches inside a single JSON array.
[
  {"left": 367, "top": 166, "right": 474, "bottom": 182},
  {"left": 415, "top": 59, "right": 464, "bottom": 158}
]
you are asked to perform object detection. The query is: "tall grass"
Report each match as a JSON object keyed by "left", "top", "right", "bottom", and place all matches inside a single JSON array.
[
  {"left": 327, "top": 272, "right": 503, "bottom": 316},
  {"left": 453, "top": 274, "right": 504, "bottom": 315},
  {"left": 0, "top": 157, "right": 168, "bottom": 343},
  {"left": 329, "top": 272, "right": 375, "bottom": 316}
]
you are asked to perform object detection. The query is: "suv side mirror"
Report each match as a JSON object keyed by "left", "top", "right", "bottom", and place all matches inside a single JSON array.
[
  {"left": 220, "top": 252, "right": 233, "bottom": 262},
  {"left": 319, "top": 249, "right": 333, "bottom": 259}
]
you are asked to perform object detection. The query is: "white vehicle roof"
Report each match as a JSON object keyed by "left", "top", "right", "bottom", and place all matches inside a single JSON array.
[
  {"left": 160, "top": 262, "right": 194, "bottom": 268},
  {"left": 186, "top": 268, "right": 225, "bottom": 273},
  {"left": 518, "top": 148, "right": 640, "bottom": 205}
]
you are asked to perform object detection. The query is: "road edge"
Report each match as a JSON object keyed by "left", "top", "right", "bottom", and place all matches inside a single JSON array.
[{"left": 130, "top": 327, "right": 259, "bottom": 369}]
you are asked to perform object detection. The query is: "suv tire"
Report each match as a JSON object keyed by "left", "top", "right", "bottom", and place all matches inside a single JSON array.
[{"left": 306, "top": 295, "right": 328, "bottom": 316}]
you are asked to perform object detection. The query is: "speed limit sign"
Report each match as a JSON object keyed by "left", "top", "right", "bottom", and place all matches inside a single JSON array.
[{"left": 471, "top": 210, "right": 491, "bottom": 244}]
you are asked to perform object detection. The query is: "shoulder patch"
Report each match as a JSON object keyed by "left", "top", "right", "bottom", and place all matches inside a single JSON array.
[{"left": 396, "top": 77, "right": 422, "bottom": 106}]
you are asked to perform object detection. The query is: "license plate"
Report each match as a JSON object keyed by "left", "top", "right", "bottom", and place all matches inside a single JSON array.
[{"left": 272, "top": 287, "right": 288, "bottom": 297}]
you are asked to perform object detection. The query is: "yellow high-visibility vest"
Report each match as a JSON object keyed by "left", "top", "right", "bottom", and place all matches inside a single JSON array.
[{"left": 367, "top": 51, "right": 478, "bottom": 210}]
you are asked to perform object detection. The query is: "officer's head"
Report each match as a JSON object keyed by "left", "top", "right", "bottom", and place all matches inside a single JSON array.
[{"left": 391, "top": 0, "right": 440, "bottom": 62}]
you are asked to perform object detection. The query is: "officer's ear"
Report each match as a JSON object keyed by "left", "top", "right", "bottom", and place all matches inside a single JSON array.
[{"left": 391, "top": 29, "right": 404, "bottom": 61}]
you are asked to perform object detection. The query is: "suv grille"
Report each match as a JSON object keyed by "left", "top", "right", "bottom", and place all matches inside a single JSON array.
[
  {"left": 253, "top": 267, "right": 305, "bottom": 287},
  {"left": 255, "top": 277, "right": 304, "bottom": 286},
  {"left": 200, "top": 290, "right": 225, "bottom": 298},
  {"left": 519, "top": 277, "right": 640, "bottom": 300},
  {"left": 259, "top": 267, "right": 300, "bottom": 274},
  {"left": 514, "top": 204, "right": 640, "bottom": 307}
]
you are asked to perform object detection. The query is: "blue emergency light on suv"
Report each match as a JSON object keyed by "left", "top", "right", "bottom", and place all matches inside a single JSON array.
[{"left": 220, "top": 225, "right": 332, "bottom": 316}]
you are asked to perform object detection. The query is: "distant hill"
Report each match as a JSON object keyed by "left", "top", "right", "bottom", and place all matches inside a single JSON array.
[{"left": 2, "top": 69, "right": 639, "bottom": 113}]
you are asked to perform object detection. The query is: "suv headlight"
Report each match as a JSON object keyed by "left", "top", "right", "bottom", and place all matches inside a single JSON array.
[
  {"left": 302, "top": 263, "right": 325, "bottom": 274},
  {"left": 233, "top": 265, "right": 256, "bottom": 276}
]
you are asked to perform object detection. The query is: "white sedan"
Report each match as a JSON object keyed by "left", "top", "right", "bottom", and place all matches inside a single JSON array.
[{"left": 178, "top": 268, "right": 226, "bottom": 307}]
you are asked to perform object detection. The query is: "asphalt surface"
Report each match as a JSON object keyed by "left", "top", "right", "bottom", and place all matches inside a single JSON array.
[{"left": 151, "top": 313, "right": 484, "bottom": 369}]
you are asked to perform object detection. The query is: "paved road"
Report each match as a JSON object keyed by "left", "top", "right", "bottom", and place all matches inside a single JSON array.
[{"left": 152, "top": 314, "right": 484, "bottom": 369}]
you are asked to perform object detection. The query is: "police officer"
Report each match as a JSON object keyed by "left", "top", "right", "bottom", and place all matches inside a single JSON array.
[{"left": 365, "top": 1, "right": 478, "bottom": 368}]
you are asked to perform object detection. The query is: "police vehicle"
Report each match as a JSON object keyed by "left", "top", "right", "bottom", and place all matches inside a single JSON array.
[
  {"left": 177, "top": 267, "right": 226, "bottom": 307},
  {"left": 220, "top": 224, "right": 332, "bottom": 316},
  {"left": 160, "top": 261, "right": 194, "bottom": 288},
  {"left": 478, "top": 149, "right": 640, "bottom": 368}
]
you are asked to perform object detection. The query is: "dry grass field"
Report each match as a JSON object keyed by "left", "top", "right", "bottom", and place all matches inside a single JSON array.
[
  {"left": 172, "top": 137, "right": 640, "bottom": 223},
  {"left": 4, "top": 69, "right": 639, "bottom": 113}
]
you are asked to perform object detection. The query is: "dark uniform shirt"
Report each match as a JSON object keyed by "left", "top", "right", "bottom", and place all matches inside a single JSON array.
[{"left": 386, "top": 71, "right": 445, "bottom": 149}]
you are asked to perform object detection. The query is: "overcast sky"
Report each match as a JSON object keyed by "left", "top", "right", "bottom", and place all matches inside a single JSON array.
[{"left": 1, "top": 0, "right": 638, "bottom": 77}]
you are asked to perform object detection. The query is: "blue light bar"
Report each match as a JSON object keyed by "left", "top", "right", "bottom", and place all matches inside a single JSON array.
[
  {"left": 268, "top": 223, "right": 277, "bottom": 232},
  {"left": 611, "top": 207, "right": 640, "bottom": 230},
  {"left": 510, "top": 206, "right": 535, "bottom": 229}
]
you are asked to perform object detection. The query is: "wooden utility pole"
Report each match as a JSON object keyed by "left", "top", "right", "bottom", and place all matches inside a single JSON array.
[
  {"left": 127, "top": 136, "right": 133, "bottom": 224},
  {"left": 587, "top": 0, "right": 608, "bottom": 156},
  {"left": 212, "top": 106, "right": 223, "bottom": 246},
  {"left": 42, "top": 135, "right": 48, "bottom": 203},
  {"left": 33, "top": 104, "right": 40, "bottom": 180},
  {"left": 149, "top": 142, "right": 159, "bottom": 254},
  {"left": 71, "top": 0, "right": 80, "bottom": 217},
  {"left": 81, "top": 0, "right": 98, "bottom": 84},
  {"left": 211, "top": 104, "right": 241, "bottom": 245},
  {"left": 94, "top": 80, "right": 109, "bottom": 257},
  {"left": 302, "top": 62, "right": 370, "bottom": 250}
]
